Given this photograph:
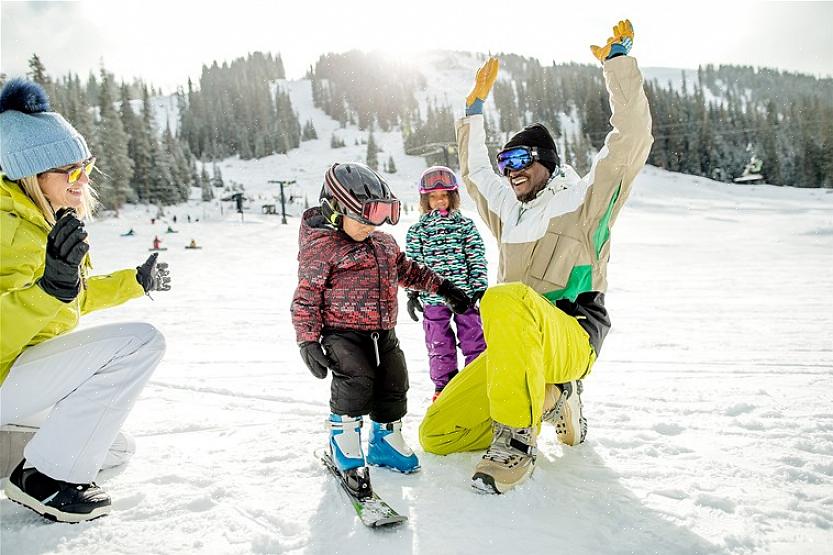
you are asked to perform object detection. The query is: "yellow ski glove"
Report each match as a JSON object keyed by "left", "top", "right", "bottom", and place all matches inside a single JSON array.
[
  {"left": 590, "top": 19, "right": 634, "bottom": 63},
  {"left": 466, "top": 57, "right": 499, "bottom": 113}
]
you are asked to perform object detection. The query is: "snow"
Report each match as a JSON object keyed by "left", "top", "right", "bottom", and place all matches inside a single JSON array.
[{"left": 3, "top": 70, "right": 833, "bottom": 555}]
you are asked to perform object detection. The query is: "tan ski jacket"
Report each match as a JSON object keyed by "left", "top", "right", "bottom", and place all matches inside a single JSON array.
[{"left": 456, "top": 55, "right": 653, "bottom": 353}]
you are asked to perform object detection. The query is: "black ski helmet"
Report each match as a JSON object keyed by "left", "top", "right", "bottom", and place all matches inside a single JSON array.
[{"left": 320, "top": 162, "right": 398, "bottom": 226}]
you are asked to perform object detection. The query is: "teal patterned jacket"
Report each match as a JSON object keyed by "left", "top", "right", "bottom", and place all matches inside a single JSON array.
[{"left": 405, "top": 210, "right": 488, "bottom": 306}]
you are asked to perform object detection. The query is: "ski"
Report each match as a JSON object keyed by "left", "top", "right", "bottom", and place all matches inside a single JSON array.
[{"left": 318, "top": 450, "right": 408, "bottom": 528}]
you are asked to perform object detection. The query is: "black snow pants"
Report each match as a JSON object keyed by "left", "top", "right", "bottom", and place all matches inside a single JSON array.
[{"left": 321, "top": 328, "right": 408, "bottom": 423}]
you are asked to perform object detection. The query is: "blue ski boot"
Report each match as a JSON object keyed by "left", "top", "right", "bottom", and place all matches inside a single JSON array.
[
  {"left": 328, "top": 414, "right": 371, "bottom": 498},
  {"left": 367, "top": 420, "right": 420, "bottom": 473}
]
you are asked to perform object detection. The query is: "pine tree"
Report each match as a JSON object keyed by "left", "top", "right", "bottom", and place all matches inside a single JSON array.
[
  {"left": 85, "top": 72, "right": 100, "bottom": 106},
  {"left": 212, "top": 162, "right": 224, "bottom": 188},
  {"left": 761, "top": 100, "right": 781, "bottom": 184},
  {"left": 366, "top": 126, "right": 379, "bottom": 170},
  {"left": 62, "top": 74, "right": 96, "bottom": 159},
  {"left": 386, "top": 155, "right": 397, "bottom": 174},
  {"left": 330, "top": 133, "right": 345, "bottom": 148},
  {"left": 140, "top": 86, "right": 176, "bottom": 205},
  {"left": 163, "top": 124, "right": 192, "bottom": 202},
  {"left": 27, "top": 54, "right": 49, "bottom": 87},
  {"left": 200, "top": 165, "right": 213, "bottom": 189},
  {"left": 95, "top": 70, "right": 133, "bottom": 211},
  {"left": 201, "top": 172, "right": 214, "bottom": 201},
  {"left": 302, "top": 119, "right": 318, "bottom": 140}
]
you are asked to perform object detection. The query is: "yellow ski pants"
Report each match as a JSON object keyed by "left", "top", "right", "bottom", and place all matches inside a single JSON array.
[{"left": 419, "top": 282, "right": 595, "bottom": 455}]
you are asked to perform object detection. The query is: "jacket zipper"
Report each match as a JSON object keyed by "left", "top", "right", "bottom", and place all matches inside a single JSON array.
[
  {"left": 371, "top": 241, "right": 383, "bottom": 367},
  {"left": 370, "top": 241, "right": 383, "bottom": 330}
]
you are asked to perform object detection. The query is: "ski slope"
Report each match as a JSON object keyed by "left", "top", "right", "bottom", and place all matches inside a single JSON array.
[
  {"left": 1, "top": 165, "right": 831, "bottom": 554},
  {"left": 2, "top": 61, "right": 833, "bottom": 553}
]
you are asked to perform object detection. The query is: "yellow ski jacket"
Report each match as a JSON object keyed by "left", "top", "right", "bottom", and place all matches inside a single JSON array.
[{"left": 0, "top": 177, "right": 144, "bottom": 383}]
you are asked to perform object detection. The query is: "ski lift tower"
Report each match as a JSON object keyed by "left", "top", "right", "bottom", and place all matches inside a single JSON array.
[{"left": 267, "top": 179, "right": 296, "bottom": 224}]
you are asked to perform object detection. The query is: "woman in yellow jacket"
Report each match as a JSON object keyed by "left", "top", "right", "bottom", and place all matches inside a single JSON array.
[{"left": 0, "top": 79, "right": 170, "bottom": 523}]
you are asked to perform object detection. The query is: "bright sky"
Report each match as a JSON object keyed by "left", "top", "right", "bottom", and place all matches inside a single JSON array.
[{"left": 2, "top": 1, "right": 831, "bottom": 92}]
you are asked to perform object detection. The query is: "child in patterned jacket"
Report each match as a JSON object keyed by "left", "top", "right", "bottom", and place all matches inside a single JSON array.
[
  {"left": 291, "top": 163, "right": 471, "bottom": 496},
  {"left": 405, "top": 166, "right": 488, "bottom": 401}
]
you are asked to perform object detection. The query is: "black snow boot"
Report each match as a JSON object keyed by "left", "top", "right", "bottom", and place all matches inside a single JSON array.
[{"left": 4, "top": 459, "right": 111, "bottom": 523}]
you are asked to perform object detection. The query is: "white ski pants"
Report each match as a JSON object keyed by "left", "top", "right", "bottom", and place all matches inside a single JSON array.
[
  {"left": 0, "top": 322, "right": 165, "bottom": 483},
  {"left": 0, "top": 424, "right": 137, "bottom": 479}
]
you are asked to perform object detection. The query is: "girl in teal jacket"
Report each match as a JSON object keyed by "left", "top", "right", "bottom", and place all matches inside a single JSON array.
[
  {"left": 405, "top": 166, "right": 488, "bottom": 400},
  {"left": 0, "top": 79, "right": 170, "bottom": 523}
]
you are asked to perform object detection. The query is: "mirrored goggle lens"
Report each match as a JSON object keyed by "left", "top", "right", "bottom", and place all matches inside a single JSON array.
[
  {"left": 68, "top": 158, "right": 96, "bottom": 183},
  {"left": 496, "top": 148, "right": 533, "bottom": 175},
  {"left": 420, "top": 169, "right": 457, "bottom": 191},
  {"left": 362, "top": 199, "right": 400, "bottom": 225}
]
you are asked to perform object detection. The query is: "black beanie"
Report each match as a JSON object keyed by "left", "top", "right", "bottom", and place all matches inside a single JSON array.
[{"left": 503, "top": 122, "right": 560, "bottom": 175}]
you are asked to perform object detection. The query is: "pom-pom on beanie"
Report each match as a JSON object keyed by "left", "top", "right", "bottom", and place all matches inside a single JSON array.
[{"left": 0, "top": 78, "right": 90, "bottom": 180}]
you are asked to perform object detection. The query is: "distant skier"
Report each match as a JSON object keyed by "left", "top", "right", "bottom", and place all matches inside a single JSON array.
[
  {"left": 420, "top": 20, "right": 653, "bottom": 494},
  {"left": 152, "top": 235, "right": 162, "bottom": 250},
  {"left": 405, "top": 166, "right": 488, "bottom": 401},
  {"left": 121, "top": 228, "right": 136, "bottom": 237},
  {"left": 291, "top": 162, "right": 471, "bottom": 497},
  {"left": 0, "top": 79, "right": 171, "bottom": 522}
]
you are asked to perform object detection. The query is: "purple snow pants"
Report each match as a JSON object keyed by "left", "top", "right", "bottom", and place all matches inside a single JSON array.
[{"left": 422, "top": 305, "right": 486, "bottom": 391}]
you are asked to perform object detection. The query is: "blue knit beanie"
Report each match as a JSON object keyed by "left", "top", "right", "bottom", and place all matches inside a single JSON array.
[{"left": 0, "top": 78, "right": 91, "bottom": 180}]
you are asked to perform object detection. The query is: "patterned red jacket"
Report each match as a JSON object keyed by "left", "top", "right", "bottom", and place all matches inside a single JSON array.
[{"left": 291, "top": 208, "right": 445, "bottom": 343}]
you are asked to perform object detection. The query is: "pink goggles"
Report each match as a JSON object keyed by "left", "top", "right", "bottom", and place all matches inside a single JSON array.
[
  {"left": 419, "top": 167, "right": 458, "bottom": 194},
  {"left": 360, "top": 199, "right": 401, "bottom": 226}
]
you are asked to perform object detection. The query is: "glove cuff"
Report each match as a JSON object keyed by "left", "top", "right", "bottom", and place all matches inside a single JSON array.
[
  {"left": 38, "top": 276, "right": 79, "bottom": 303},
  {"left": 606, "top": 40, "right": 632, "bottom": 60},
  {"left": 465, "top": 98, "right": 484, "bottom": 116}
]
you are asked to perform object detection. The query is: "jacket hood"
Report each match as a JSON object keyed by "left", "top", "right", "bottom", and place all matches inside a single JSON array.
[
  {"left": 299, "top": 207, "right": 338, "bottom": 248},
  {"left": 0, "top": 176, "right": 49, "bottom": 232}
]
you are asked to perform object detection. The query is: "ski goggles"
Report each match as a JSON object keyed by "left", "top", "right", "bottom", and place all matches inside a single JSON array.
[
  {"left": 359, "top": 198, "right": 401, "bottom": 226},
  {"left": 419, "top": 168, "right": 458, "bottom": 193},
  {"left": 42, "top": 157, "right": 96, "bottom": 184},
  {"left": 496, "top": 147, "right": 555, "bottom": 176}
]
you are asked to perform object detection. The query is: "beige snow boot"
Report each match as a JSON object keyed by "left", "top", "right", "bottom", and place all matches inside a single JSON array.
[
  {"left": 542, "top": 380, "right": 587, "bottom": 446},
  {"left": 471, "top": 422, "right": 537, "bottom": 494}
]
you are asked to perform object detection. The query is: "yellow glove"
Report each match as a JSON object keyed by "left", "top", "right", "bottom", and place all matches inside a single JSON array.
[
  {"left": 590, "top": 19, "right": 634, "bottom": 63},
  {"left": 466, "top": 57, "right": 499, "bottom": 108}
]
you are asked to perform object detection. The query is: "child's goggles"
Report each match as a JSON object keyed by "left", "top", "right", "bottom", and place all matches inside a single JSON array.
[
  {"left": 496, "top": 146, "right": 555, "bottom": 176},
  {"left": 359, "top": 199, "right": 401, "bottom": 226},
  {"left": 419, "top": 168, "right": 458, "bottom": 193}
]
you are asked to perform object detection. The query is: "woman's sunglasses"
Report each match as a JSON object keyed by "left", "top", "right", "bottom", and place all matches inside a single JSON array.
[{"left": 42, "top": 157, "right": 96, "bottom": 184}]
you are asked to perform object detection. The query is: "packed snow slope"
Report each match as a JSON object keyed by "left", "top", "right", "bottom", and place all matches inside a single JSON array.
[
  {"left": 2, "top": 169, "right": 832, "bottom": 554},
  {"left": 2, "top": 71, "right": 833, "bottom": 555}
]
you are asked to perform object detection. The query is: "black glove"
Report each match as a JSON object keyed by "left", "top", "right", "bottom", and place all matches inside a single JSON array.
[
  {"left": 299, "top": 341, "right": 335, "bottom": 379},
  {"left": 406, "top": 291, "right": 424, "bottom": 322},
  {"left": 38, "top": 208, "right": 89, "bottom": 302},
  {"left": 437, "top": 279, "right": 471, "bottom": 314},
  {"left": 471, "top": 289, "right": 486, "bottom": 308},
  {"left": 136, "top": 252, "right": 171, "bottom": 293}
]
